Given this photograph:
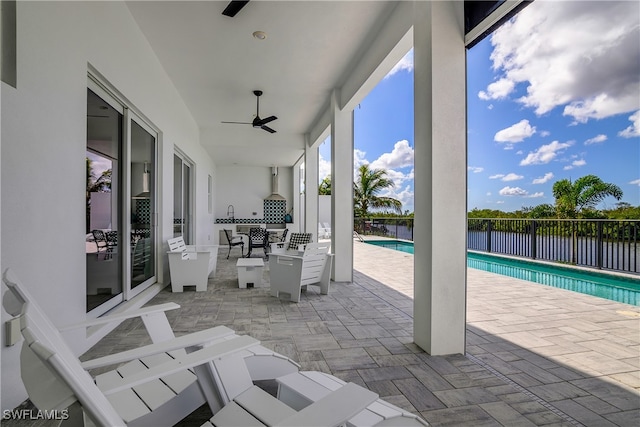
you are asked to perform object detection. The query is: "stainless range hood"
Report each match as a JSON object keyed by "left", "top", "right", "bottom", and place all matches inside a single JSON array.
[{"left": 265, "top": 166, "right": 285, "bottom": 200}]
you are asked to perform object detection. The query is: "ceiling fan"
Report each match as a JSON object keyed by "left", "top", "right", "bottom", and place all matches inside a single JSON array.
[
  {"left": 222, "top": 90, "right": 278, "bottom": 133},
  {"left": 222, "top": 1, "right": 249, "bottom": 17}
]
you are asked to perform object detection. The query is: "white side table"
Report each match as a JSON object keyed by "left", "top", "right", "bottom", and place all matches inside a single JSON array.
[{"left": 236, "top": 258, "right": 265, "bottom": 288}]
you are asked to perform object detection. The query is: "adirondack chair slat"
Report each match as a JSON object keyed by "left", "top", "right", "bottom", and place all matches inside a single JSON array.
[
  {"left": 139, "top": 353, "right": 196, "bottom": 394},
  {"left": 105, "top": 388, "right": 151, "bottom": 423}
]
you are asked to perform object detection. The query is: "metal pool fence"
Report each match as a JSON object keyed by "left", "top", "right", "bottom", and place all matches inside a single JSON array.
[{"left": 354, "top": 218, "right": 639, "bottom": 275}]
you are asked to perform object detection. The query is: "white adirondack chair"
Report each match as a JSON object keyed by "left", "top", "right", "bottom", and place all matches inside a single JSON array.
[
  {"left": 2, "top": 269, "right": 299, "bottom": 426},
  {"left": 205, "top": 382, "right": 378, "bottom": 427},
  {"left": 167, "top": 236, "right": 218, "bottom": 292},
  {"left": 269, "top": 242, "right": 333, "bottom": 302},
  {"left": 276, "top": 371, "right": 429, "bottom": 426}
]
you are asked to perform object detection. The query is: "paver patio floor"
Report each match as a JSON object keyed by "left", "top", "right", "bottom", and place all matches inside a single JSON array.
[{"left": 6, "top": 240, "right": 639, "bottom": 426}]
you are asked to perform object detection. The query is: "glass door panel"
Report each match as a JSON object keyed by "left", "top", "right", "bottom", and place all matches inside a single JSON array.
[
  {"left": 173, "top": 153, "right": 192, "bottom": 243},
  {"left": 130, "top": 120, "right": 156, "bottom": 290},
  {"left": 86, "top": 88, "right": 123, "bottom": 313}
]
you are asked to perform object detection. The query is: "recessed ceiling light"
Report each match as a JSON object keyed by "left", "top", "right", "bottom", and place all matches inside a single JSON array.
[{"left": 252, "top": 31, "right": 267, "bottom": 40}]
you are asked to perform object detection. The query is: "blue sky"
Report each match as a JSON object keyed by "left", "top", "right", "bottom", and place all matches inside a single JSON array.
[{"left": 319, "top": 1, "right": 639, "bottom": 214}]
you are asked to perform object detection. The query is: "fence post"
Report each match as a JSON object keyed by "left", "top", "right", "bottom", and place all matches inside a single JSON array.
[
  {"left": 531, "top": 220, "right": 537, "bottom": 260},
  {"left": 486, "top": 219, "right": 492, "bottom": 253},
  {"left": 596, "top": 221, "right": 603, "bottom": 270}
]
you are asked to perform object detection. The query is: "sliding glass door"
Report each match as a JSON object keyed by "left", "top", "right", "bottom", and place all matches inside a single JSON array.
[
  {"left": 86, "top": 88, "right": 123, "bottom": 313},
  {"left": 86, "top": 77, "right": 158, "bottom": 315},
  {"left": 130, "top": 118, "right": 157, "bottom": 291}
]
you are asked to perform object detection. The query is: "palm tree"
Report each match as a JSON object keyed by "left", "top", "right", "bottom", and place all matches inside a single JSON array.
[
  {"left": 86, "top": 157, "right": 112, "bottom": 233},
  {"left": 552, "top": 175, "right": 623, "bottom": 264},
  {"left": 552, "top": 175, "right": 623, "bottom": 218},
  {"left": 318, "top": 175, "right": 332, "bottom": 195},
  {"left": 353, "top": 164, "right": 402, "bottom": 216}
]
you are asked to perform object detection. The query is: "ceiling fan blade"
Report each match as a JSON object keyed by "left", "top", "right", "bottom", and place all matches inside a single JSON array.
[
  {"left": 261, "top": 125, "right": 276, "bottom": 133},
  {"left": 256, "top": 115, "right": 277, "bottom": 126},
  {"left": 221, "top": 121, "right": 252, "bottom": 125},
  {"left": 222, "top": 1, "right": 249, "bottom": 17}
]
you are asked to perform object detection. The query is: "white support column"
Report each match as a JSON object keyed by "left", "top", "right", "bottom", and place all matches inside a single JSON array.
[
  {"left": 293, "top": 156, "right": 303, "bottom": 231},
  {"left": 413, "top": 1, "right": 466, "bottom": 355},
  {"left": 330, "top": 89, "right": 354, "bottom": 282},
  {"left": 304, "top": 137, "right": 319, "bottom": 242}
]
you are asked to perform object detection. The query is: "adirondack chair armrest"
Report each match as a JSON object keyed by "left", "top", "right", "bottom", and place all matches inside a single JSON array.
[
  {"left": 99, "top": 335, "right": 259, "bottom": 395},
  {"left": 275, "top": 382, "right": 378, "bottom": 427},
  {"left": 81, "top": 325, "right": 236, "bottom": 370},
  {"left": 58, "top": 303, "right": 181, "bottom": 332}
]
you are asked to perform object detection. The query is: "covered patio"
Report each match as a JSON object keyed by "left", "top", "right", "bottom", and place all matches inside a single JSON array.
[{"left": 6, "top": 1, "right": 634, "bottom": 422}]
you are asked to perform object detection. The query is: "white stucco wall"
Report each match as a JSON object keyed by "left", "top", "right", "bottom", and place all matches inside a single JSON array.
[
  {"left": 0, "top": 1, "right": 213, "bottom": 410},
  {"left": 319, "top": 195, "right": 331, "bottom": 225}
]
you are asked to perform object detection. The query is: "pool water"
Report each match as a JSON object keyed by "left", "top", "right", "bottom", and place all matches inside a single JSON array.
[{"left": 364, "top": 240, "right": 640, "bottom": 306}]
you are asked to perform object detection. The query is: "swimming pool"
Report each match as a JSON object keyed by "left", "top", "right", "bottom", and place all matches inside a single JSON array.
[{"left": 364, "top": 239, "right": 640, "bottom": 306}]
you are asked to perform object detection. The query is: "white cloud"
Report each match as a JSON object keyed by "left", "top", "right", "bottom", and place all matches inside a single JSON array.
[
  {"left": 478, "top": 78, "right": 515, "bottom": 100},
  {"left": 490, "top": 173, "right": 523, "bottom": 181},
  {"left": 494, "top": 119, "right": 536, "bottom": 143},
  {"left": 499, "top": 186, "right": 528, "bottom": 196},
  {"left": 502, "top": 173, "right": 523, "bottom": 182},
  {"left": 386, "top": 185, "right": 414, "bottom": 212},
  {"left": 630, "top": 178, "right": 640, "bottom": 186},
  {"left": 382, "top": 168, "right": 414, "bottom": 189},
  {"left": 318, "top": 154, "right": 331, "bottom": 180},
  {"left": 619, "top": 110, "right": 640, "bottom": 138},
  {"left": 520, "top": 140, "right": 573, "bottom": 166},
  {"left": 499, "top": 186, "right": 543, "bottom": 198},
  {"left": 563, "top": 159, "right": 587, "bottom": 170},
  {"left": 487, "top": 1, "right": 640, "bottom": 122},
  {"left": 532, "top": 172, "right": 554, "bottom": 184},
  {"left": 354, "top": 149, "right": 368, "bottom": 168},
  {"left": 540, "top": 131, "right": 551, "bottom": 137},
  {"left": 584, "top": 134, "right": 607, "bottom": 145},
  {"left": 370, "top": 140, "right": 414, "bottom": 170},
  {"left": 468, "top": 166, "right": 484, "bottom": 173},
  {"left": 385, "top": 49, "right": 413, "bottom": 79}
]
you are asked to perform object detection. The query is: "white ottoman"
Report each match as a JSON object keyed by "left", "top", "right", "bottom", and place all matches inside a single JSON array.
[{"left": 236, "top": 258, "right": 265, "bottom": 288}]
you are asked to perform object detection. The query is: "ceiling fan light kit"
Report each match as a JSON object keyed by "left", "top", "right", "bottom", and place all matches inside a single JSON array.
[{"left": 222, "top": 90, "right": 278, "bottom": 133}]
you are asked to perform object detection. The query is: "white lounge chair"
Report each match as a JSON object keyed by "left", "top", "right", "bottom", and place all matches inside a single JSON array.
[
  {"left": 269, "top": 242, "right": 333, "bottom": 302},
  {"left": 167, "top": 236, "right": 218, "bottom": 292},
  {"left": 2, "top": 268, "right": 299, "bottom": 426}
]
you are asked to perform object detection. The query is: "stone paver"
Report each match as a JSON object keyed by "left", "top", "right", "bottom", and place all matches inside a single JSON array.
[{"left": 5, "top": 240, "right": 639, "bottom": 427}]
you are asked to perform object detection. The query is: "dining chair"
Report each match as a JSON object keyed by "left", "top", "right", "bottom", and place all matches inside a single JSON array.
[
  {"left": 247, "top": 228, "right": 269, "bottom": 257},
  {"left": 223, "top": 229, "right": 245, "bottom": 259}
]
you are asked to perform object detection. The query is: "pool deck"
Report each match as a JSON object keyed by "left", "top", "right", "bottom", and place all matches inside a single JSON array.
[
  {"left": 354, "top": 238, "right": 640, "bottom": 426},
  {"left": 6, "top": 239, "right": 638, "bottom": 426}
]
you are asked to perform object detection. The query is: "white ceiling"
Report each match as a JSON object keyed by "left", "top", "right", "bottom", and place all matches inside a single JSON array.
[{"left": 125, "top": 1, "right": 398, "bottom": 167}]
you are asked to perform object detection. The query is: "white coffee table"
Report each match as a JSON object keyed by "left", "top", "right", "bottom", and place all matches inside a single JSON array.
[{"left": 236, "top": 258, "right": 265, "bottom": 288}]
